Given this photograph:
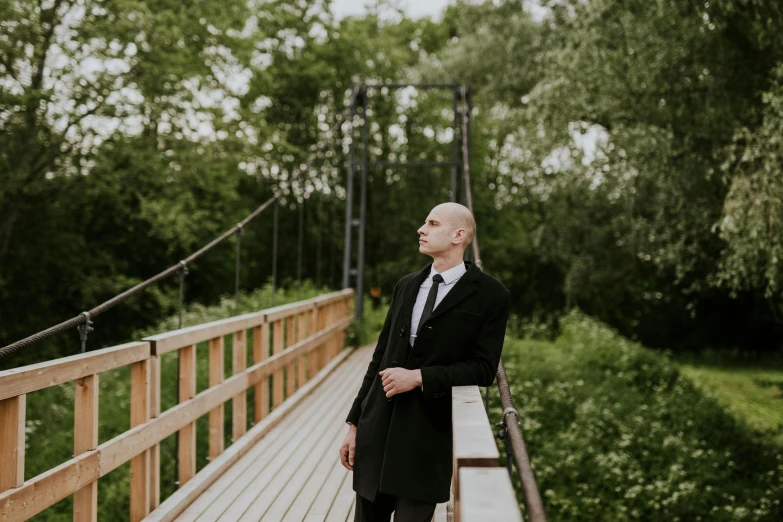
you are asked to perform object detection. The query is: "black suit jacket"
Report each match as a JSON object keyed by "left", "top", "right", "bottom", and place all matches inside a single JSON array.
[{"left": 345, "top": 260, "right": 511, "bottom": 504}]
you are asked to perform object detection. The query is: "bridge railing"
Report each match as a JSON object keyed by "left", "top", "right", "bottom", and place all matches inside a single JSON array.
[
  {"left": 451, "top": 386, "right": 523, "bottom": 522},
  {"left": 0, "top": 289, "right": 354, "bottom": 522}
]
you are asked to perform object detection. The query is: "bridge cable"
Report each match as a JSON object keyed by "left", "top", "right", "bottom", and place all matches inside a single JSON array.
[
  {"left": 0, "top": 87, "right": 360, "bottom": 361},
  {"left": 459, "top": 86, "right": 547, "bottom": 522}
]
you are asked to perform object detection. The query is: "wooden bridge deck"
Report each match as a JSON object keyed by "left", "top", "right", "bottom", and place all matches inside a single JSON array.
[{"left": 165, "top": 346, "right": 449, "bottom": 522}]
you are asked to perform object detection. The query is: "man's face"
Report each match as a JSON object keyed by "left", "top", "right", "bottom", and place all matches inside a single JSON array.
[{"left": 417, "top": 207, "right": 457, "bottom": 256}]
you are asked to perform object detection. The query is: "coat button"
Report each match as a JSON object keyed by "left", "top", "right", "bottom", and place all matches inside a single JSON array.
[{"left": 399, "top": 328, "right": 405, "bottom": 337}]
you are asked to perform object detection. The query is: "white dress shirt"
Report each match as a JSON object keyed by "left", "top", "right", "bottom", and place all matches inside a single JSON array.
[
  {"left": 410, "top": 261, "right": 467, "bottom": 347},
  {"left": 410, "top": 262, "right": 467, "bottom": 393}
]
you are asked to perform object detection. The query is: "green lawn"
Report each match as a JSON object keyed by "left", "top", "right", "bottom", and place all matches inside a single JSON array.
[{"left": 676, "top": 357, "right": 783, "bottom": 446}]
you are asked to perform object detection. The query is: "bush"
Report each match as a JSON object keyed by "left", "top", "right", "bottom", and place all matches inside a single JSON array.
[{"left": 491, "top": 309, "right": 783, "bottom": 521}]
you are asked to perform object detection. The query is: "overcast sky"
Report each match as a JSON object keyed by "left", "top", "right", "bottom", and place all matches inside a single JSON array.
[
  {"left": 330, "top": 0, "right": 547, "bottom": 22},
  {"left": 331, "top": 0, "right": 452, "bottom": 20}
]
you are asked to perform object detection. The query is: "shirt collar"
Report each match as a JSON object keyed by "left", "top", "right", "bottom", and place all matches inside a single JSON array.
[{"left": 429, "top": 261, "right": 467, "bottom": 285}]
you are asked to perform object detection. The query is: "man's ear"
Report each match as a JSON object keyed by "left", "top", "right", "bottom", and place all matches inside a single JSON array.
[{"left": 453, "top": 228, "right": 466, "bottom": 244}]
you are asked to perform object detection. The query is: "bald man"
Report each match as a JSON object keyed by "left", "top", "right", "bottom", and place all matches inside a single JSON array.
[{"left": 340, "top": 202, "right": 512, "bottom": 522}]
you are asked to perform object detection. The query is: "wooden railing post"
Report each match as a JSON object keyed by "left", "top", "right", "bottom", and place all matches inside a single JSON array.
[
  {"left": 208, "top": 336, "right": 225, "bottom": 459},
  {"left": 149, "top": 355, "right": 161, "bottom": 511},
  {"left": 296, "top": 311, "right": 307, "bottom": 390},
  {"left": 73, "top": 375, "right": 98, "bottom": 522},
  {"left": 130, "top": 359, "right": 151, "bottom": 522},
  {"left": 285, "top": 316, "right": 296, "bottom": 398},
  {"left": 253, "top": 322, "right": 270, "bottom": 423},
  {"left": 232, "top": 330, "right": 247, "bottom": 441},
  {"left": 316, "top": 305, "right": 326, "bottom": 372},
  {"left": 272, "top": 320, "right": 284, "bottom": 408},
  {"left": 326, "top": 303, "right": 336, "bottom": 360},
  {"left": 0, "top": 395, "right": 25, "bottom": 492},
  {"left": 178, "top": 344, "right": 197, "bottom": 486}
]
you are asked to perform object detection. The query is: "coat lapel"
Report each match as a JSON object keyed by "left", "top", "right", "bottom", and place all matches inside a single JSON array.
[
  {"left": 400, "top": 260, "right": 480, "bottom": 336},
  {"left": 424, "top": 260, "right": 479, "bottom": 325}
]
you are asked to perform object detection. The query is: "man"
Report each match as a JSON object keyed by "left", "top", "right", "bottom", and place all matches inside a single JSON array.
[{"left": 339, "top": 202, "right": 512, "bottom": 522}]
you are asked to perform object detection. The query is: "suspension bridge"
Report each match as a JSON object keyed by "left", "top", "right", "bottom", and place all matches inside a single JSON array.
[{"left": 0, "top": 85, "right": 546, "bottom": 522}]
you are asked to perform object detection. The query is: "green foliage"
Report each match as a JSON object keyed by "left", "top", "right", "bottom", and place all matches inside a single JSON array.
[
  {"left": 491, "top": 310, "right": 783, "bottom": 521},
  {"left": 714, "top": 64, "right": 783, "bottom": 302},
  {"left": 412, "top": 0, "right": 783, "bottom": 352}
]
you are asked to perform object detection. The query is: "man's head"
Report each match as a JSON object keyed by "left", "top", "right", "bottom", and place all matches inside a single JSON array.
[{"left": 417, "top": 202, "right": 476, "bottom": 257}]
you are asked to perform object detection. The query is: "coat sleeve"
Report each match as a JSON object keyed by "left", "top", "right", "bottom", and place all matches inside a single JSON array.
[
  {"left": 419, "top": 288, "right": 511, "bottom": 400},
  {"left": 345, "top": 278, "right": 403, "bottom": 425}
]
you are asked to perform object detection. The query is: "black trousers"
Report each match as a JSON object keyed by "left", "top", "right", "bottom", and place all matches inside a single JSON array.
[{"left": 354, "top": 491, "right": 437, "bottom": 522}]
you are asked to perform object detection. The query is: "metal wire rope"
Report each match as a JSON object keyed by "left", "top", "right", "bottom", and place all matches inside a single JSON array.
[
  {"left": 459, "top": 86, "right": 547, "bottom": 522},
  {"left": 0, "top": 87, "right": 361, "bottom": 362}
]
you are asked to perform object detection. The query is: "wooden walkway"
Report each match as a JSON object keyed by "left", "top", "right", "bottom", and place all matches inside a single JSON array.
[{"left": 166, "top": 346, "right": 449, "bottom": 522}]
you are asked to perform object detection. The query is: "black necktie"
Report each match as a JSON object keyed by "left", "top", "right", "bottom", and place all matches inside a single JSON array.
[{"left": 417, "top": 274, "right": 444, "bottom": 336}]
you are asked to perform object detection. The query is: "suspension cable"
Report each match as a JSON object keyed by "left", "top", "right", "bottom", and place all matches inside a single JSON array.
[
  {"left": 460, "top": 85, "right": 547, "bottom": 522},
  {"left": 0, "top": 87, "right": 360, "bottom": 362}
]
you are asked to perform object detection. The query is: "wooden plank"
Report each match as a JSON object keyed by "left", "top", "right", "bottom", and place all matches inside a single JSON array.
[
  {"left": 458, "top": 468, "right": 523, "bottom": 522},
  {"left": 0, "top": 452, "right": 100, "bottom": 522},
  {"left": 172, "top": 357, "right": 354, "bottom": 522},
  {"left": 263, "top": 301, "right": 316, "bottom": 323},
  {"left": 0, "top": 395, "right": 25, "bottom": 492},
  {"left": 261, "top": 406, "right": 349, "bottom": 521},
  {"left": 230, "top": 361, "right": 359, "bottom": 522},
  {"left": 178, "top": 344, "right": 197, "bottom": 487},
  {"left": 147, "top": 346, "right": 361, "bottom": 522},
  {"left": 452, "top": 385, "right": 500, "bottom": 507},
  {"left": 311, "top": 307, "right": 322, "bottom": 374},
  {"left": 253, "top": 323, "right": 270, "bottom": 424},
  {"left": 297, "top": 312, "right": 307, "bottom": 390},
  {"left": 272, "top": 320, "right": 284, "bottom": 409},
  {"left": 149, "top": 355, "right": 161, "bottom": 511},
  {"left": 0, "top": 342, "right": 149, "bottom": 400},
  {"left": 324, "top": 304, "right": 335, "bottom": 362},
  {"left": 232, "top": 330, "right": 247, "bottom": 441},
  {"left": 325, "top": 472, "right": 355, "bottom": 522},
  {"left": 183, "top": 352, "right": 362, "bottom": 522},
  {"left": 285, "top": 316, "right": 296, "bottom": 398},
  {"left": 280, "top": 425, "right": 353, "bottom": 522},
  {"left": 130, "top": 359, "right": 150, "bottom": 522},
  {"left": 145, "top": 312, "right": 265, "bottom": 356},
  {"left": 73, "top": 375, "right": 98, "bottom": 522},
  {"left": 310, "top": 289, "right": 354, "bottom": 308},
  {"left": 0, "top": 321, "right": 358, "bottom": 522},
  {"left": 145, "top": 290, "right": 350, "bottom": 356},
  {"left": 303, "top": 459, "right": 348, "bottom": 522},
  {"left": 209, "top": 336, "right": 225, "bottom": 460},
  {"left": 452, "top": 386, "right": 499, "bottom": 466},
  {"left": 255, "top": 375, "right": 359, "bottom": 522}
]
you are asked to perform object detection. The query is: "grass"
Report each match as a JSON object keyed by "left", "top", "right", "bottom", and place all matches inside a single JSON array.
[{"left": 674, "top": 352, "right": 783, "bottom": 446}]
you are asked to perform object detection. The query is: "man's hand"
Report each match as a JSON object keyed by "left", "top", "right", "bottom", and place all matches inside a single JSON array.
[
  {"left": 379, "top": 367, "right": 422, "bottom": 398},
  {"left": 340, "top": 424, "right": 356, "bottom": 470}
]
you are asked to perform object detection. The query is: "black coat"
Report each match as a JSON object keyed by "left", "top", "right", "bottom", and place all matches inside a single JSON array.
[{"left": 345, "top": 260, "right": 511, "bottom": 504}]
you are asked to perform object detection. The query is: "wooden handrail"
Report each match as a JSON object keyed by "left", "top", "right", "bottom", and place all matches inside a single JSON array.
[
  {"left": 0, "top": 341, "right": 149, "bottom": 400},
  {"left": 0, "top": 290, "right": 354, "bottom": 522},
  {"left": 451, "top": 385, "right": 522, "bottom": 522}
]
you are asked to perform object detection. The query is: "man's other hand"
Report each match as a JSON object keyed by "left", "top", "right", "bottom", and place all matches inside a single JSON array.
[
  {"left": 379, "top": 367, "right": 422, "bottom": 398},
  {"left": 340, "top": 424, "right": 357, "bottom": 471}
]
